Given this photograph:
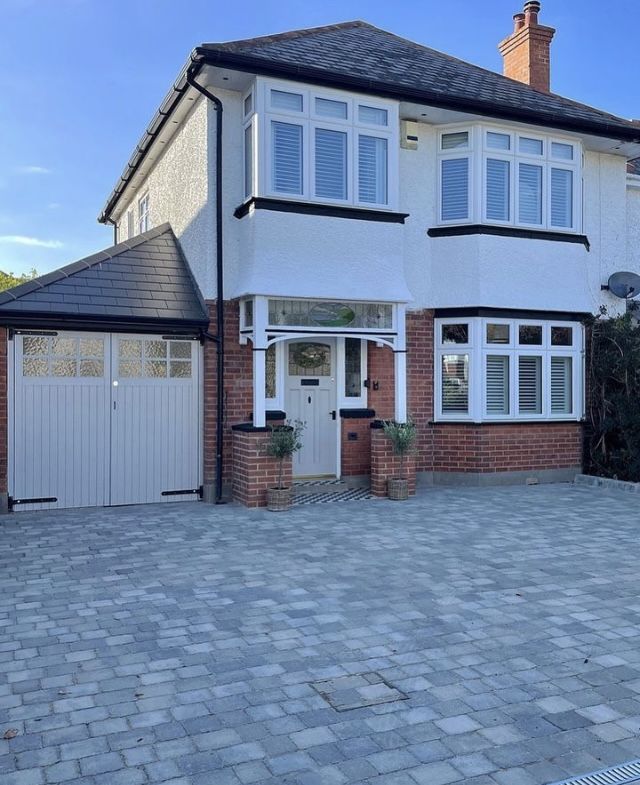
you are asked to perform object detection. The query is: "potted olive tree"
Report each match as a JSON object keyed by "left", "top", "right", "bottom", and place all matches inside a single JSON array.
[
  {"left": 265, "top": 420, "right": 304, "bottom": 511},
  {"left": 382, "top": 419, "right": 418, "bottom": 500}
]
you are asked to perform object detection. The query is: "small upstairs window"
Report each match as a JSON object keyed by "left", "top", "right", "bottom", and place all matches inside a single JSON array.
[{"left": 138, "top": 193, "right": 150, "bottom": 234}]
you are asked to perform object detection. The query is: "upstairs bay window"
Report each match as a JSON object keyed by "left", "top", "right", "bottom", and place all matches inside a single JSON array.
[
  {"left": 438, "top": 126, "right": 581, "bottom": 232},
  {"left": 242, "top": 80, "right": 398, "bottom": 210},
  {"left": 435, "top": 317, "right": 583, "bottom": 422}
]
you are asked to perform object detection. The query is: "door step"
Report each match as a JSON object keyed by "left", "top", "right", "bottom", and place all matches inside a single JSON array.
[{"left": 292, "top": 485, "right": 374, "bottom": 506}]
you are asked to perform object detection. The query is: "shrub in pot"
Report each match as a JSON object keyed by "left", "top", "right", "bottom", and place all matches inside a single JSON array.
[
  {"left": 382, "top": 419, "right": 417, "bottom": 500},
  {"left": 265, "top": 420, "right": 304, "bottom": 511}
]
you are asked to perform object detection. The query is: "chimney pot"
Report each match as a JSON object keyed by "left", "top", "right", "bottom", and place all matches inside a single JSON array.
[
  {"left": 513, "top": 12, "right": 525, "bottom": 31},
  {"left": 524, "top": 1, "right": 541, "bottom": 25}
]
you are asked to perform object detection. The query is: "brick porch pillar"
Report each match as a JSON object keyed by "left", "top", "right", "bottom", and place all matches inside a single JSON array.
[
  {"left": 370, "top": 422, "right": 416, "bottom": 498},
  {"left": 231, "top": 424, "right": 292, "bottom": 508}
]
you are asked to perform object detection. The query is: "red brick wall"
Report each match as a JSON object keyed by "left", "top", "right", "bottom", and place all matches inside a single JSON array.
[
  {"left": 340, "top": 418, "right": 372, "bottom": 476},
  {"left": 231, "top": 428, "right": 292, "bottom": 507},
  {"left": 370, "top": 427, "right": 416, "bottom": 497},
  {"left": 432, "top": 422, "right": 583, "bottom": 474}
]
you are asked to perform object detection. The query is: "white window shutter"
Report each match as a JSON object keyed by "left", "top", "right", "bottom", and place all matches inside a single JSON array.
[
  {"left": 358, "top": 135, "right": 388, "bottom": 204},
  {"left": 486, "top": 159, "right": 510, "bottom": 221},
  {"left": 550, "top": 168, "right": 573, "bottom": 228},
  {"left": 441, "top": 158, "right": 469, "bottom": 221},
  {"left": 315, "top": 128, "right": 347, "bottom": 200},
  {"left": 518, "top": 356, "right": 542, "bottom": 414},
  {"left": 486, "top": 355, "right": 509, "bottom": 414},
  {"left": 550, "top": 356, "right": 572, "bottom": 413},
  {"left": 272, "top": 121, "right": 303, "bottom": 194},
  {"left": 518, "top": 163, "right": 543, "bottom": 224}
]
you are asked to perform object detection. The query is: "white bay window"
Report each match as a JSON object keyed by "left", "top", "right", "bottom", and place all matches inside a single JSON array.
[
  {"left": 242, "top": 80, "right": 398, "bottom": 210},
  {"left": 435, "top": 317, "right": 583, "bottom": 421},
  {"left": 438, "top": 125, "right": 581, "bottom": 232}
]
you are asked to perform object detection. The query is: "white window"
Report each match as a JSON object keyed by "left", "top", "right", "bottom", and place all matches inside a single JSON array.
[
  {"left": 438, "top": 125, "right": 581, "bottom": 232},
  {"left": 138, "top": 193, "right": 150, "bottom": 234},
  {"left": 435, "top": 317, "right": 582, "bottom": 421},
  {"left": 126, "top": 208, "right": 134, "bottom": 239},
  {"left": 247, "top": 79, "right": 398, "bottom": 209}
]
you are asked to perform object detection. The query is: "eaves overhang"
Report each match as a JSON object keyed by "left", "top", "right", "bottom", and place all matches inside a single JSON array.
[{"left": 98, "top": 47, "right": 640, "bottom": 225}]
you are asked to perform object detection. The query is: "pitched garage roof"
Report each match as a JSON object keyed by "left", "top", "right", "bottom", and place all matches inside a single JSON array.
[{"left": 0, "top": 224, "right": 209, "bottom": 332}]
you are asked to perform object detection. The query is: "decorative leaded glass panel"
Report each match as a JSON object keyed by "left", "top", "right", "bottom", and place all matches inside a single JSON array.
[
  {"left": 23, "top": 336, "right": 49, "bottom": 355},
  {"left": 169, "top": 361, "right": 191, "bottom": 378},
  {"left": 79, "top": 360, "right": 104, "bottom": 377},
  {"left": 145, "top": 360, "right": 167, "bottom": 378},
  {"left": 268, "top": 299, "right": 392, "bottom": 329},
  {"left": 145, "top": 340, "right": 167, "bottom": 358},
  {"left": 345, "top": 338, "right": 362, "bottom": 397},
  {"left": 52, "top": 338, "right": 77, "bottom": 356},
  {"left": 169, "top": 341, "right": 191, "bottom": 359},
  {"left": 119, "top": 339, "right": 142, "bottom": 359},
  {"left": 265, "top": 344, "right": 276, "bottom": 398},
  {"left": 23, "top": 358, "right": 48, "bottom": 376},
  {"left": 119, "top": 360, "right": 143, "bottom": 377},
  {"left": 288, "top": 343, "right": 331, "bottom": 376},
  {"left": 52, "top": 359, "right": 77, "bottom": 377},
  {"left": 79, "top": 338, "right": 103, "bottom": 357}
]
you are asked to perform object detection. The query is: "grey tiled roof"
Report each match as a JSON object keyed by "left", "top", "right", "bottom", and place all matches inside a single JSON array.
[
  {"left": 0, "top": 224, "right": 209, "bottom": 327},
  {"left": 201, "top": 21, "right": 640, "bottom": 139}
]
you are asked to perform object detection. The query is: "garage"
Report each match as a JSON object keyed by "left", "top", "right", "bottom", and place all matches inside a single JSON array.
[{"left": 0, "top": 225, "right": 210, "bottom": 511}]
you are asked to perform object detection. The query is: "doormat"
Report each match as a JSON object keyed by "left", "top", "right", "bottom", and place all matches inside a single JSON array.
[
  {"left": 548, "top": 759, "right": 640, "bottom": 785},
  {"left": 292, "top": 487, "right": 374, "bottom": 506},
  {"left": 310, "top": 671, "right": 408, "bottom": 712}
]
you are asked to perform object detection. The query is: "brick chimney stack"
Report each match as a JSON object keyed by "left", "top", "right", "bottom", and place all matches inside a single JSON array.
[{"left": 498, "top": 1, "right": 556, "bottom": 93}]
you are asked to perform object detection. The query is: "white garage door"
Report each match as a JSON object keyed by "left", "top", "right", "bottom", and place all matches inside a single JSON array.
[{"left": 10, "top": 331, "right": 202, "bottom": 511}]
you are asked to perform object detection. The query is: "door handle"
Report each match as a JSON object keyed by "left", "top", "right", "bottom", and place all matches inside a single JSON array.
[{"left": 330, "top": 410, "right": 336, "bottom": 420}]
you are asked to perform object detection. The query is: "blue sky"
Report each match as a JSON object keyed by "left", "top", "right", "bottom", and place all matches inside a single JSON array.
[{"left": 1, "top": 0, "right": 637, "bottom": 276}]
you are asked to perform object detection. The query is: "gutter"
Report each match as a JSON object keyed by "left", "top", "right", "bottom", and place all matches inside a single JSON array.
[{"left": 185, "top": 60, "right": 226, "bottom": 506}]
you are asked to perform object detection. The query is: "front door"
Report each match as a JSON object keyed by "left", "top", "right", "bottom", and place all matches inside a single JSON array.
[{"left": 285, "top": 340, "right": 337, "bottom": 478}]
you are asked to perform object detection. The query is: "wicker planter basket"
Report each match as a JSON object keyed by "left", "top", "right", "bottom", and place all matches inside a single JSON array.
[
  {"left": 267, "top": 486, "right": 292, "bottom": 512},
  {"left": 387, "top": 478, "right": 409, "bottom": 501}
]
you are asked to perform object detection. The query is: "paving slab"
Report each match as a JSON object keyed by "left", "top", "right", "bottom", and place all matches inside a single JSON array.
[{"left": 1, "top": 484, "right": 640, "bottom": 784}]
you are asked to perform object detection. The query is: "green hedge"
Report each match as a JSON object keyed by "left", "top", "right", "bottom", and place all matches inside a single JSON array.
[{"left": 585, "top": 311, "right": 640, "bottom": 482}]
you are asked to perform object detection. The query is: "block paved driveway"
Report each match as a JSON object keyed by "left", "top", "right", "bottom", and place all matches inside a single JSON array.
[{"left": 2, "top": 485, "right": 640, "bottom": 785}]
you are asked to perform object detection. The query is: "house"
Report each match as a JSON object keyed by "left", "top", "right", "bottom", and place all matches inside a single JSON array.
[{"left": 1, "top": 1, "right": 640, "bottom": 511}]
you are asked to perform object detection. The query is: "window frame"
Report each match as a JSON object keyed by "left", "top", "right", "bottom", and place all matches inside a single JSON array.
[
  {"left": 253, "top": 78, "right": 398, "bottom": 210},
  {"left": 434, "top": 316, "right": 583, "bottom": 422},
  {"left": 137, "top": 192, "right": 150, "bottom": 235},
  {"left": 437, "top": 123, "right": 582, "bottom": 233}
]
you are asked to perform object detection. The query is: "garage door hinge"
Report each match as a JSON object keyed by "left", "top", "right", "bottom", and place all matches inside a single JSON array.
[
  {"left": 8, "top": 496, "right": 57, "bottom": 510},
  {"left": 161, "top": 486, "right": 203, "bottom": 498}
]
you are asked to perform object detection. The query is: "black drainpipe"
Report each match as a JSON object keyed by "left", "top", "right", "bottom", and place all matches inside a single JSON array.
[{"left": 186, "top": 62, "right": 225, "bottom": 504}]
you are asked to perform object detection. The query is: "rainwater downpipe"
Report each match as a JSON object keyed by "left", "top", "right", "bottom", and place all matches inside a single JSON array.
[{"left": 186, "top": 63, "right": 225, "bottom": 504}]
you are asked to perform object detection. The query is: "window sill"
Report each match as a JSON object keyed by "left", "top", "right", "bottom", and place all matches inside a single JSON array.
[
  {"left": 235, "top": 197, "right": 409, "bottom": 223},
  {"left": 431, "top": 419, "right": 583, "bottom": 425},
  {"left": 427, "top": 224, "right": 590, "bottom": 249},
  {"left": 339, "top": 408, "right": 375, "bottom": 419}
]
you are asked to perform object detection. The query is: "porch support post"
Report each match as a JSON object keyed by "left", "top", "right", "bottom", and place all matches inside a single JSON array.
[
  {"left": 394, "top": 304, "right": 407, "bottom": 423},
  {"left": 252, "top": 297, "right": 269, "bottom": 428}
]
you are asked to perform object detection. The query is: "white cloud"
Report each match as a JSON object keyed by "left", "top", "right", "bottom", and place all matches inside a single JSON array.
[
  {"left": 0, "top": 235, "right": 63, "bottom": 249},
  {"left": 47, "top": 202, "right": 61, "bottom": 210},
  {"left": 15, "top": 165, "right": 51, "bottom": 175}
]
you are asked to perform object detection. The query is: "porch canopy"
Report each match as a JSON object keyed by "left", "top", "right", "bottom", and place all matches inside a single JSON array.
[{"left": 239, "top": 295, "right": 408, "bottom": 426}]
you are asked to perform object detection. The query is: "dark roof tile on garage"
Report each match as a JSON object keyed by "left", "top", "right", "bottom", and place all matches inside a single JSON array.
[{"left": 0, "top": 224, "right": 209, "bottom": 330}]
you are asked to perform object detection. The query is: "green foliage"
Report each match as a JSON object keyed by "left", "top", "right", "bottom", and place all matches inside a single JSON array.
[
  {"left": 585, "top": 310, "right": 640, "bottom": 482},
  {"left": 0, "top": 269, "right": 38, "bottom": 292},
  {"left": 382, "top": 418, "right": 418, "bottom": 479},
  {"left": 266, "top": 419, "right": 304, "bottom": 489}
]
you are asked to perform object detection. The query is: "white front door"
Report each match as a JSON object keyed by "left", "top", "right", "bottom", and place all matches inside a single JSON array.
[
  {"left": 11, "top": 331, "right": 201, "bottom": 510},
  {"left": 285, "top": 340, "right": 337, "bottom": 478}
]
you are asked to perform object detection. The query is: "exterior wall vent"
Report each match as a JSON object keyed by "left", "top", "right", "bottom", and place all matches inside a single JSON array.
[{"left": 400, "top": 120, "right": 419, "bottom": 150}]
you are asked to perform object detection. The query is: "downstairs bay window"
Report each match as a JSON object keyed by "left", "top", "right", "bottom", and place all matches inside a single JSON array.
[
  {"left": 435, "top": 317, "right": 583, "bottom": 422},
  {"left": 242, "top": 79, "right": 398, "bottom": 210},
  {"left": 438, "top": 125, "right": 582, "bottom": 232}
]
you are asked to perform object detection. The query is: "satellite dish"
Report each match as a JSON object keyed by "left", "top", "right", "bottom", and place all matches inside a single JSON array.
[{"left": 606, "top": 271, "right": 640, "bottom": 299}]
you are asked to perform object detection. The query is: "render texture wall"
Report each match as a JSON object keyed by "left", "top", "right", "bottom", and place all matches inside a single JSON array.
[{"left": 627, "top": 179, "right": 640, "bottom": 275}]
